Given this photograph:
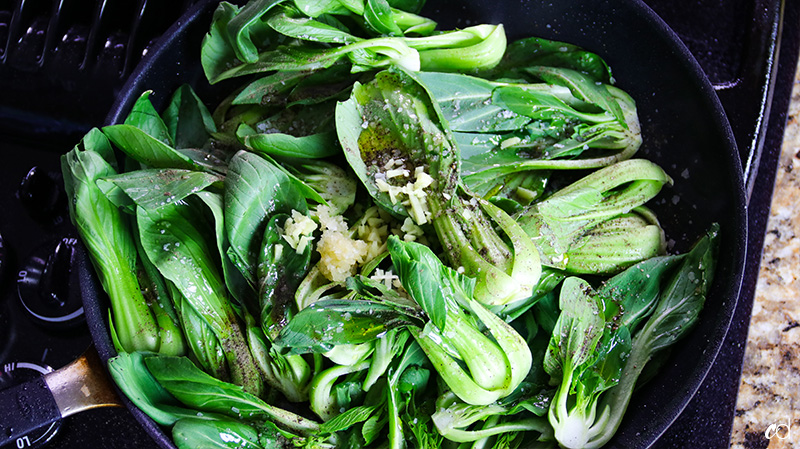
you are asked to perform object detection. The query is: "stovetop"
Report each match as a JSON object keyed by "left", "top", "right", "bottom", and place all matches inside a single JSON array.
[
  {"left": 0, "top": 0, "right": 798, "bottom": 448},
  {"left": 0, "top": 1, "right": 199, "bottom": 447}
]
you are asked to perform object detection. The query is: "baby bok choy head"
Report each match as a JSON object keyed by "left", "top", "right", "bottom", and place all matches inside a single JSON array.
[
  {"left": 336, "top": 67, "right": 541, "bottom": 306},
  {"left": 387, "top": 237, "right": 532, "bottom": 406},
  {"left": 275, "top": 235, "right": 532, "bottom": 409},
  {"left": 514, "top": 158, "right": 672, "bottom": 275},
  {"left": 545, "top": 225, "right": 719, "bottom": 449},
  {"left": 201, "top": 0, "right": 507, "bottom": 84},
  {"left": 417, "top": 67, "right": 642, "bottom": 206},
  {"left": 62, "top": 129, "right": 171, "bottom": 355}
]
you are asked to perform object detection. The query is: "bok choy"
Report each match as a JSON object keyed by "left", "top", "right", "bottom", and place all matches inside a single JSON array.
[{"left": 63, "top": 0, "right": 724, "bottom": 448}]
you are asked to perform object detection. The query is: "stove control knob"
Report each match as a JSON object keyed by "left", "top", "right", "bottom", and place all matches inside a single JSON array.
[
  {"left": 17, "top": 237, "right": 84, "bottom": 328},
  {"left": 0, "top": 361, "right": 61, "bottom": 448},
  {"left": 16, "top": 166, "right": 67, "bottom": 226}
]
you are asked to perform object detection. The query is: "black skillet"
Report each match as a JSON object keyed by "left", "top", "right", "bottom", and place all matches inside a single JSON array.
[{"left": 7, "top": 0, "right": 750, "bottom": 447}]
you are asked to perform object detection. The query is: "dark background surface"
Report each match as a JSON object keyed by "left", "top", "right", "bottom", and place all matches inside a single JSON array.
[{"left": 0, "top": 0, "right": 798, "bottom": 447}]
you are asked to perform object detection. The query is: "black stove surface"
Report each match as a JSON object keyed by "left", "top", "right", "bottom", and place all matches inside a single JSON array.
[
  {"left": 1, "top": 0, "right": 798, "bottom": 448},
  {"left": 0, "top": 1, "right": 198, "bottom": 447}
]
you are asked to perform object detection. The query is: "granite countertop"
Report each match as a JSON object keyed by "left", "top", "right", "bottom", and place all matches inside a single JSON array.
[{"left": 729, "top": 62, "right": 800, "bottom": 448}]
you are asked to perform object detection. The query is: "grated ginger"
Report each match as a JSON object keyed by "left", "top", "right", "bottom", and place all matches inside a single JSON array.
[
  {"left": 315, "top": 204, "right": 430, "bottom": 283},
  {"left": 316, "top": 205, "right": 369, "bottom": 283}
]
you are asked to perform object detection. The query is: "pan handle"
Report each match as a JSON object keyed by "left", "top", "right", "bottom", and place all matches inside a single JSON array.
[
  {"left": 0, "top": 346, "right": 122, "bottom": 448},
  {"left": 713, "top": 0, "right": 784, "bottom": 200},
  {"left": 0, "top": 376, "right": 61, "bottom": 447}
]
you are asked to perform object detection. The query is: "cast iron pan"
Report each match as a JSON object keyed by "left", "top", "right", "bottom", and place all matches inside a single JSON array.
[{"left": 78, "top": 0, "right": 747, "bottom": 447}]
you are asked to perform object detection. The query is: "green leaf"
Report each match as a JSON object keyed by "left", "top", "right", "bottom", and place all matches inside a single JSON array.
[
  {"left": 243, "top": 97, "right": 337, "bottom": 138},
  {"left": 281, "top": 158, "right": 357, "bottom": 215},
  {"left": 294, "top": 0, "right": 358, "bottom": 17},
  {"left": 137, "top": 197, "right": 263, "bottom": 396},
  {"left": 285, "top": 64, "right": 360, "bottom": 107},
  {"left": 79, "top": 125, "right": 119, "bottom": 168},
  {"left": 493, "top": 85, "right": 612, "bottom": 124},
  {"left": 227, "top": 0, "right": 285, "bottom": 64},
  {"left": 107, "top": 352, "right": 206, "bottom": 426},
  {"left": 405, "top": 400, "right": 443, "bottom": 449},
  {"left": 134, "top": 232, "right": 186, "bottom": 357},
  {"left": 266, "top": 7, "right": 360, "bottom": 44},
  {"left": 490, "top": 36, "right": 613, "bottom": 84},
  {"left": 201, "top": 2, "right": 242, "bottom": 84},
  {"left": 103, "top": 124, "right": 199, "bottom": 170},
  {"left": 172, "top": 417, "right": 264, "bottom": 449},
  {"left": 275, "top": 299, "right": 420, "bottom": 353},
  {"left": 417, "top": 71, "right": 531, "bottom": 132},
  {"left": 232, "top": 71, "right": 310, "bottom": 106},
  {"left": 246, "top": 315, "right": 313, "bottom": 403},
  {"left": 99, "top": 169, "right": 222, "bottom": 211},
  {"left": 337, "top": 68, "right": 459, "bottom": 219},
  {"left": 638, "top": 224, "right": 719, "bottom": 352},
  {"left": 124, "top": 91, "right": 173, "bottom": 146},
  {"left": 419, "top": 70, "right": 638, "bottom": 206},
  {"left": 361, "top": 409, "right": 386, "bottom": 446},
  {"left": 172, "top": 285, "right": 229, "bottom": 380},
  {"left": 345, "top": 274, "right": 419, "bottom": 311},
  {"left": 397, "top": 365, "right": 429, "bottom": 394},
  {"left": 195, "top": 190, "right": 257, "bottom": 309},
  {"left": 364, "top": 0, "right": 403, "bottom": 36},
  {"left": 596, "top": 253, "right": 682, "bottom": 331},
  {"left": 390, "top": 339, "right": 428, "bottom": 385},
  {"left": 145, "top": 356, "right": 320, "bottom": 435},
  {"left": 242, "top": 131, "right": 339, "bottom": 159},
  {"left": 578, "top": 325, "right": 632, "bottom": 403},
  {"left": 136, "top": 199, "right": 227, "bottom": 336},
  {"left": 162, "top": 84, "right": 218, "bottom": 149},
  {"left": 544, "top": 277, "right": 604, "bottom": 378},
  {"left": 258, "top": 213, "right": 312, "bottom": 339},
  {"left": 386, "top": 0, "right": 424, "bottom": 13},
  {"left": 224, "top": 150, "right": 306, "bottom": 287},
  {"left": 320, "top": 405, "right": 379, "bottom": 434},
  {"left": 526, "top": 66, "right": 625, "bottom": 125},
  {"left": 532, "top": 287, "right": 561, "bottom": 336},
  {"left": 387, "top": 236, "right": 474, "bottom": 330}
]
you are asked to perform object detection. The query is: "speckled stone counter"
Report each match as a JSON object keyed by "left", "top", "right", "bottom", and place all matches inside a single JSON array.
[{"left": 730, "top": 63, "right": 800, "bottom": 449}]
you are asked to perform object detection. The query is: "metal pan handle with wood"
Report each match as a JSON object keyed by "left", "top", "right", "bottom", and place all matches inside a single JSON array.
[{"left": 0, "top": 346, "right": 122, "bottom": 448}]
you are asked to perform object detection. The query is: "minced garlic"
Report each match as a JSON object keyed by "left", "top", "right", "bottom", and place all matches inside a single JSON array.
[
  {"left": 370, "top": 268, "right": 399, "bottom": 290},
  {"left": 356, "top": 206, "right": 391, "bottom": 263},
  {"left": 374, "top": 164, "right": 435, "bottom": 225},
  {"left": 400, "top": 217, "right": 424, "bottom": 242},
  {"left": 282, "top": 210, "right": 317, "bottom": 254}
]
